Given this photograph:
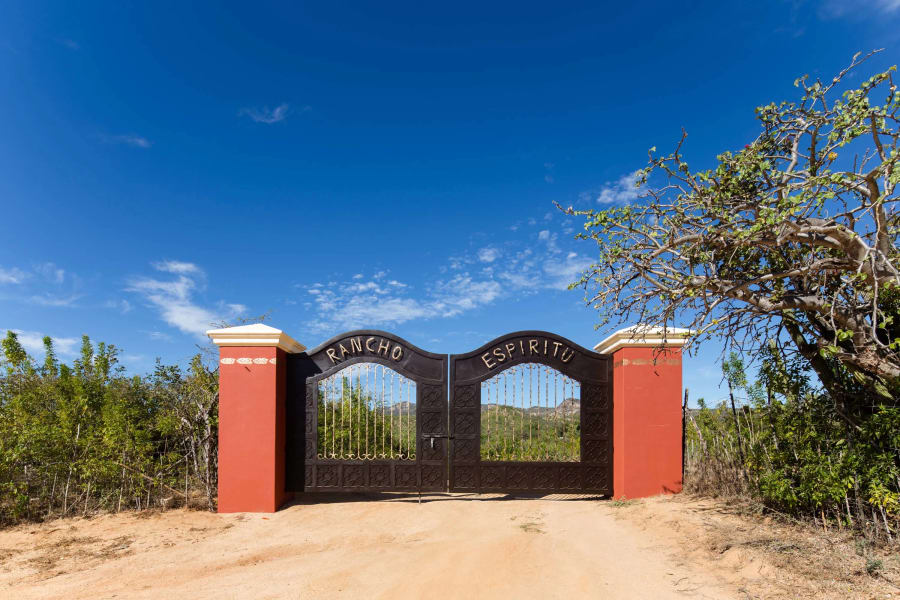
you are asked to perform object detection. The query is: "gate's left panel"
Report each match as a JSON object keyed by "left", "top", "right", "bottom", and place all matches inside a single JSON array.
[{"left": 286, "top": 331, "right": 447, "bottom": 493}]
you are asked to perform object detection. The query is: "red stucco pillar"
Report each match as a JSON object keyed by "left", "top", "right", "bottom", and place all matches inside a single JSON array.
[
  {"left": 207, "top": 324, "right": 305, "bottom": 513},
  {"left": 595, "top": 327, "right": 688, "bottom": 499}
]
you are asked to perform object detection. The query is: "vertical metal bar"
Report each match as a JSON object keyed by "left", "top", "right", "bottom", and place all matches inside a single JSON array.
[
  {"left": 403, "top": 376, "right": 408, "bottom": 459},
  {"left": 407, "top": 378, "right": 410, "bottom": 459},
  {"left": 349, "top": 367, "right": 354, "bottom": 458},
  {"left": 359, "top": 364, "right": 364, "bottom": 459},
  {"left": 543, "top": 367, "right": 549, "bottom": 459},
  {"left": 339, "top": 371, "right": 344, "bottom": 458},
  {"left": 364, "top": 365, "right": 369, "bottom": 459},
  {"left": 553, "top": 370, "right": 558, "bottom": 461},
  {"left": 356, "top": 365, "right": 360, "bottom": 459},
  {"left": 399, "top": 375, "right": 405, "bottom": 458},
  {"left": 492, "top": 378, "right": 497, "bottom": 459},
  {"left": 390, "top": 372, "right": 395, "bottom": 459},
  {"left": 516, "top": 366, "right": 522, "bottom": 461},
  {"left": 408, "top": 378, "right": 413, "bottom": 459},
  {"left": 502, "top": 369, "right": 507, "bottom": 458},
  {"left": 356, "top": 366, "right": 360, "bottom": 459},
  {"left": 346, "top": 367, "right": 351, "bottom": 459},
  {"left": 518, "top": 367, "right": 523, "bottom": 460},
  {"left": 494, "top": 377, "right": 499, "bottom": 459},
  {"left": 510, "top": 367, "right": 516, "bottom": 460},
  {"left": 330, "top": 375, "right": 336, "bottom": 458},
  {"left": 318, "top": 380, "right": 325, "bottom": 459},
  {"left": 483, "top": 381, "right": 489, "bottom": 459},
  {"left": 520, "top": 366, "right": 525, "bottom": 461},
  {"left": 405, "top": 377, "right": 410, "bottom": 460}
]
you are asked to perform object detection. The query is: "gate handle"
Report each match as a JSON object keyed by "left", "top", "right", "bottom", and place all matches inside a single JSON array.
[{"left": 421, "top": 433, "right": 452, "bottom": 450}]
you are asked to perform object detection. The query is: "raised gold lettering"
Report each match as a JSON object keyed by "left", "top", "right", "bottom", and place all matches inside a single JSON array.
[
  {"left": 339, "top": 343, "right": 350, "bottom": 358},
  {"left": 560, "top": 348, "right": 575, "bottom": 363},
  {"left": 505, "top": 342, "right": 516, "bottom": 359},
  {"left": 391, "top": 345, "right": 403, "bottom": 361},
  {"left": 493, "top": 347, "right": 506, "bottom": 363},
  {"left": 543, "top": 339, "right": 548, "bottom": 355},
  {"left": 529, "top": 339, "right": 539, "bottom": 354},
  {"left": 378, "top": 338, "right": 390, "bottom": 356},
  {"left": 365, "top": 337, "right": 376, "bottom": 352},
  {"left": 350, "top": 337, "right": 363, "bottom": 354},
  {"left": 519, "top": 340, "right": 524, "bottom": 355},
  {"left": 326, "top": 348, "right": 339, "bottom": 364},
  {"left": 481, "top": 352, "right": 495, "bottom": 369},
  {"left": 552, "top": 341, "right": 562, "bottom": 357}
]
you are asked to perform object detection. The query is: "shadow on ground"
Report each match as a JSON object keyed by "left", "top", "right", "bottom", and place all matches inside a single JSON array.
[{"left": 286, "top": 491, "right": 608, "bottom": 506}]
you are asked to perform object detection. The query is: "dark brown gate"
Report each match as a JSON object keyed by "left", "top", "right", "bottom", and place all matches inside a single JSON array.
[
  {"left": 285, "top": 330, "right": 447, "bottom": 493},
  {"left": 286, "top": 329, "right": 611, "bottom": 495},
  {"left": 448, "top": 331, "right": 612, "bottom": 494}
]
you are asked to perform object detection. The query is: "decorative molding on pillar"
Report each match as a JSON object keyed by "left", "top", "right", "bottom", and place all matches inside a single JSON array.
[
  {"left": 206, "top": 323, "right": 306, "bottom": 354},
  {"left": 593, "top": 325, "right": 691, "bottom": 355}
]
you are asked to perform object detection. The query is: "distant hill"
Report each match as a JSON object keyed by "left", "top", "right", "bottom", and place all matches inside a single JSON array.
[
  {"left": 384, "top": 397, "right": 582, "bottom": 417},
  {"left": 483, "top": 397, "right": 580, "bottom": 417},
  {"left": 386, "top": 401, "right": 415, "bottom": 416}
]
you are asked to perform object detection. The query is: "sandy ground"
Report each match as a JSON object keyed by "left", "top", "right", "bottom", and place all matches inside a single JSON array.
[{"left": 0, "top": 493, "right": 897, "bottom": 599}]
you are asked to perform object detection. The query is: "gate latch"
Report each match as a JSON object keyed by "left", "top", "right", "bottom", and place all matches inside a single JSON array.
[{"left": 421, "top": 433, "right": 452, "bottom": 449}]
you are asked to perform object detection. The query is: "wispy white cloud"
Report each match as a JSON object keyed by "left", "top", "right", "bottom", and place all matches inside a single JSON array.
[
  {"left": 304, "top": 268, "right": 505, "bottom": 332},
  {"left": 35, "top": 262, "right": 65, "bottom": 284},
  {"left": 2, "top": 328, "right": 79, "bottom": 357},
  {"left": 100, "top": 134, "right": 152, "bottom": 148},
  {"left": 121, "top": 354, "right": 145, "bottom": 365},
  {"left": 543, "top": 161, "right": 555, "bottom": 184},
  {"left": 819, "top": 0, "right": 900, "bottom": 18},
  {"left": 477, "top": 247, "right": 500, "bottom": 263},
  {"left": 0, "top": 263, "right": 81, "bottom": 305},
  {"left": 30, "top": 294, "right": 81, "bottom": 307},
  {"left": 144, "top": 330, "right": 173, "bottom": 341},
  {"left": 304, "top": 225, "right": 593, "bottom": 332},
  {"left": 127, "top": 261, "right": 245, "bottom": 338},
  {"left": 0, "top": 266, "right": 27, "bottom": 284},
  {"left": 543, "top": 252, "right": 593, "bottom": 290},
  {"left": 239, "top": 103, "right": 301, "bottom": 124},
  {"left": 105, "top": 299, "right": 132, "bottom": 314},
  {"left": 594, "top": 170, "right": 644, "bottom": 205},
  {"left": 153, "top": 260, "right": 201, "bottom": 275}
]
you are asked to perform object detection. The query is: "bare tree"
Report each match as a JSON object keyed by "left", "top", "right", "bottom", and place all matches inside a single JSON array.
[{"left": 566, "top": 51, "right": 899, "bottom": 407}]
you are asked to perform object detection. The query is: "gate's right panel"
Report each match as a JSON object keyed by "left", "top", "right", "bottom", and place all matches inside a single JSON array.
[{"left": 449, "top": 331, "right": 612, "bottom": 495}]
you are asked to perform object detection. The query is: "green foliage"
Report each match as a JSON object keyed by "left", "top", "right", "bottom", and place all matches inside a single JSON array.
[
  {"left": 481, "top": 407, "right": 579, "bottom": 461},
  {"left": 317, "top": 379, "right": 417, "bottom": 459},
  {"left": 0, "top": 330, "right": 218, "bottom": 525},
  {"left": 866, "top": 558, "right": 884, "bottom": 577},
  {"left": 315, "top": 380, "right": 581, "bottom": 462},
  {"left": 685, "top": 346, "right": 900, "bottom": 543},
  {"left": 567, "top": 52, "right": 900, "bottom": 407}
]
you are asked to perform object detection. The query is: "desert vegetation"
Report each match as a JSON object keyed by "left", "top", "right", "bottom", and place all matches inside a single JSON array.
[
  {"left": 316, "top": 381, "right": 418, "bottom": 460},
  {"left": 684, "top": 349, "right": 900, "bottom": 545},
  {"left": 0, "top": 331, "right": 217, "bottom": 525},
  {"left": 480, "top": 403, "right": 580, "bottom": 462},
  {"left": 570, "top": 52, "right": 899, "bottom": 545},
  {"left": 313, "top": 378, "right": 580, "bottom": 461}
]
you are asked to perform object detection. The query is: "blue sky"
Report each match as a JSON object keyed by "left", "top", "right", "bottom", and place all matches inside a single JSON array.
[{"left": 2, "top": 1, "right": 899, "bottom": 405}]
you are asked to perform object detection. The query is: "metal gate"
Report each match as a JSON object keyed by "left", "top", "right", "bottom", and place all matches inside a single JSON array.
[
  {"left": 448, "top": 331, "right": 612, "bottom": 494},
  {"left": 285, "top": 330, "right": 447, "bottom": 492},
  {"left": 285, "top": 330, "right": 612, "bottom": 495}
]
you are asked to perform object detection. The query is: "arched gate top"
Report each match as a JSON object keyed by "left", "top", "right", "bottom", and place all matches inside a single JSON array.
[
  {"left": 296, "top": 329, "right": 446, "bottom": 384},
  {"left": 450, "top": 330, "right": 609, "bottom": 385}
]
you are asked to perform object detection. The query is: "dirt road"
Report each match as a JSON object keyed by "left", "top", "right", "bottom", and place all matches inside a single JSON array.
[{"left": 0, "top": 494, "right": 895, "bottom": 599}]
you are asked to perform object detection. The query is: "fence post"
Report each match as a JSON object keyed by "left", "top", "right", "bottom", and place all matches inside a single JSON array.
[
  {"left": 595, "top": 326, "right": 689, "bottom": 499},
  {"left": 206, "top": 324, "right": 305, "bottom": 513}
]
